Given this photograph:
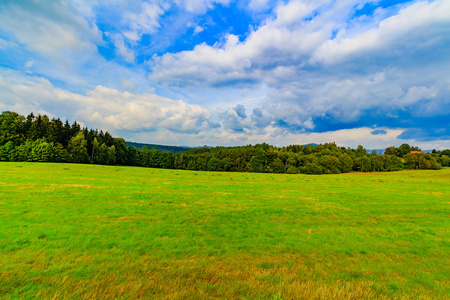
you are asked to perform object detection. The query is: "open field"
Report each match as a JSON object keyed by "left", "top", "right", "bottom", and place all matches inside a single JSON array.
[{"left": 0, "top": 162, "right": 449, "bottom": 299}]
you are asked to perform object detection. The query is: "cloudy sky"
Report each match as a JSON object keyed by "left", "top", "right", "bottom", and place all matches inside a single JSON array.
[{"left": 0, "top": 0, "right": 449, "bottom": 149}]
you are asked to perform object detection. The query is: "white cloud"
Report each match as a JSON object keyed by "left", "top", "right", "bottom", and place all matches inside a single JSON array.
[
  {"left": 107, "top": 33, "right": 135, "bottom": 63},
  {"left": 120, "top": 78, "right": 136, "bottom": 91},
  {"left": 399, "top": 86, "right": 437, "bottom": 106},
  {"left": 313, "top": 0, "right": 450, "bottom": 64},
  {"left": 175, "top": 0, "right": 231, "bottom": 13},
  {"left": 187, "top": 21, "right": 205, "bottom": 34},
  {"left": 150, "top": 0, "right": 450, "bottom": 89},
  {"left": 194, "top": 26, "right": 204, "bottom": 34},
  {"left": 79, "top": 86, "right": 214, "bottom": 134},
  {"left": 0, "top": 0, "right": 102, "bottom": 61},
  {"left": 122, "top": 2, "right": 164, "bottom": 42},
  {"left": 148, "top": 0, "right": 338, "bottom": 86},
  {"left": 0, "top": 71, "right": 215, "bottom": 137},
  {"left": 274, "top": 0, "right": 317, "bottom": 26},
  {"left": 2, "top": 69, "right": 450, "bottom": 149},
  {"left": 0, "top": 38, "right": 10, "bottom": 49},
  {"left": 147, "top": 0, "right": 450, "bottom": 136},
  {"left": 248, "top": 0, "right": 273, "bottom": 12},
  {"left": 1, "top": 0, "right": 449, "bottom": 147},
  {"left": 24, "top": 61, "right": 34, "bottom": 68}
]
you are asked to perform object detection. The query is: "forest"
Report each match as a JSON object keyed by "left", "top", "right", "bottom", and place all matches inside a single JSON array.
[{"left": 1, "top": 111, "right": 449, "bottom": 174}]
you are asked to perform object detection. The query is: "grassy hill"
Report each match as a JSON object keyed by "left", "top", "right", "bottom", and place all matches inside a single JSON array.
[
  {"left": 0, "top": 162, "right": 449, "bottom": 299},
  {"left": 126, "top": 141, "right": 192, "bottom": 153}
]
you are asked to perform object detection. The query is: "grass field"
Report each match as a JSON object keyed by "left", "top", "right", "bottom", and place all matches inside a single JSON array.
[{"left": 0, "top": 162, "right": 449, "bottom": 299}]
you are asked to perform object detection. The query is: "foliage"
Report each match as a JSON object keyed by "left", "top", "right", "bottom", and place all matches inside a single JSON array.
[
  {"left": 68, "top": 132, "right": 90, "bottom": 163},
  {"left": 404, "top": 153, "right": 441, "bottom": 170}
]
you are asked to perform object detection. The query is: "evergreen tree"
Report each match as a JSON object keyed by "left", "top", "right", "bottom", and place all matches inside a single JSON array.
[{"left": 0, "top": 111, "right": 25, "bottom": 146}]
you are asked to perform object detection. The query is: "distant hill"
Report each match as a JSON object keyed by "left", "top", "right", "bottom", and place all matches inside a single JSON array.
[
  {"left": 126, "top": 142, "right": 191, "bottom": 154},
  {"left": 367, "top": 149, "right": 433, "bottom": 155},
  {"left": 128, "top": 142, "right": 434, "bottom": 155},
  {"left": 367, "top": 149, "right": 385, "bottom": 155}
]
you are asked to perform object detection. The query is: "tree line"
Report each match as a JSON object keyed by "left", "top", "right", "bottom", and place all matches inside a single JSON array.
[{"left": 1, "top": 111, "right": 449, "bottom": 174}]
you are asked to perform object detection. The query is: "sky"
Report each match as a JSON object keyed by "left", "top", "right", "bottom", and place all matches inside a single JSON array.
[{"left": 0, "top": 0, "right": 449, "bottom": 149}]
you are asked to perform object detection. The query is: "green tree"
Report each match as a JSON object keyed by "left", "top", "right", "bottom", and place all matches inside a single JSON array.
[
  {"left": 403, "top": 153, "right": 439, "bottom": 170},
  {"left": 140, "top": 146, "right": 151, "bottom": 167},
  {"left": 339, "top": 153, "right": 353, "bottom": 173},
  {"left": 384, "top": 155, "right": 403, "bottom": 171},
  {"left": 0, "top": 111, "right": 25, "bottom": 146},
  {"left": 68, "top": 132, "right": 89, "bottom": 163},
  {"left": 438, "top": 155, "right": 450, "bottom": 167},
  {"left": 47, "top": 118, "right": 64, "bottom": 144},
  {"left": 127, "top": 146, "right": 140, "bottom": 166},
  {"left": 300, "top": 162, "right": 323, "bottom": 175},
  {"left": 0, "top": 141, "right": 16, "bottom": 161},
  {"left": 398, "top": 144, "right": 415, "bottom": 157},
  {"left": 370, "top": 155, "right": 385, "bottom": 172},
  {"left": 319, "top": 155, "right": 341, "bottom": 174},
  {"left": 249, "top": 149, "right": 266, "bottom": 173},
  {"left": 355, "top": 145, "right": 367, "bottom": 157},
  {"left": 27, "top": 114, "right": 50, "bottom": 141},
  {"left": 354, "top": 156, "right": 371, "bottom": 172},
  {"left": 162, "top": 152, "right": 175, "bottom": 169},
  {"left": 54, "top": 143, "right": 71, "bottom": 162},
  {"left": 149, "top": 148, "right": 162, "bottom": 168},
  {"left": 207, "top": 156, "right": 221, "bottom": 171},
  {"left": 270, "top": 158, "right": 284, "bottom": 173},
  {"left": 106, "top": 145, "right": 116, "bottom": 165},
  {"left": 96, "top": 143, "right": 116, "bottom": 165},
  {"left": 15, "top": 140, "right": 34, "bottom": 161},
  {"left": 221, "top": 157, "right": 232, "bottom": 171},
  {"left": 298, "top": 154, "right": 318, "bottom": 167},
  {"left": 31, "top": 139, "right": 56, "bottom": 162},
  {"left": 62, "top": 120, "right": 72, "bottom": 146},
  {"left": 384, "top": 146, "right": 397, "bottom": 156},
  {"left": 112, "top": 138, "right": 128, "bottom": 165},
  {"left": 286, "top": 165, "right": 299, "bottom": 174},
  {"left": 91, "top": 137, "right": 100, "bottom": 161}
]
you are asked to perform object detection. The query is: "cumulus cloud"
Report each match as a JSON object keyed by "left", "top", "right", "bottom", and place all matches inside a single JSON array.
[
  {"left": 150, "top": 0, "right": 450, "bottom": 87},
  {"left": 313, "top": 0, "right": 450, "bottom": 64},
  {"left": 1, "top": 0, "right": 449, "bottom": 147},
  {"left": 222, "top": 104, "right": 250, "bottom": 132},
  {"left": 2, "top": 68, "right": 450, "bottom": 149},
  {"left": 0, "top": 71, "right": 216, "bottom": 137},
  {"left": 148, "top": 0, "right": 450, "bottom": 139}
]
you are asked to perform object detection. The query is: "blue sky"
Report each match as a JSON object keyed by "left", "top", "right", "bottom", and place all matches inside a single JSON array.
[{"left": 0, "top": 0, "right": 449, "bottom": 149}]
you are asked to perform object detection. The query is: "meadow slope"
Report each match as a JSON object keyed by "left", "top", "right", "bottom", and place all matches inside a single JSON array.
[{"left": 0, "top": 162, "right": 449, "bottom": 299}]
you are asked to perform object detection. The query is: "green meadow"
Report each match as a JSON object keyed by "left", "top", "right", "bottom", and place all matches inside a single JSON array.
[{"left": 0, "top": 162, "right": 449, "bottom": 299}]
